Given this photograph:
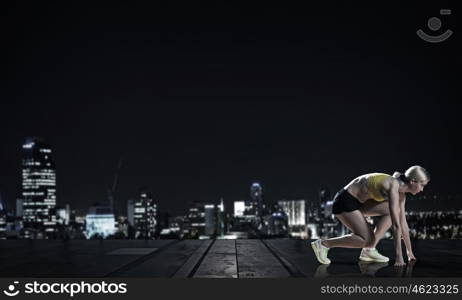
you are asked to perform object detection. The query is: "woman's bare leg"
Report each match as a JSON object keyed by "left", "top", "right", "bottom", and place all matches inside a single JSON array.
[
  {"left": 322, "top": 210, "right": 374, "bottom": 248},
  {"left": 360, "top": 200, "right": 392, "bottom": 248}
]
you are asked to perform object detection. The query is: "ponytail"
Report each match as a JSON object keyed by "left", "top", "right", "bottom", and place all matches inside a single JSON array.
[{"left": 393, "top": 171, "right": 410, "bottom": 183}]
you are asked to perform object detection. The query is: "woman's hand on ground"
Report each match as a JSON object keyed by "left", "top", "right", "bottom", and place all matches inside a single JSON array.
[{"left": 407, "top": 253, "right": 417, "bottom": 262}]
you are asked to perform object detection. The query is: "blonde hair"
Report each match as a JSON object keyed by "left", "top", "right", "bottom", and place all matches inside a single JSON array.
[{"left": 393, "top": 165, "right": 430, "bottom": 182}]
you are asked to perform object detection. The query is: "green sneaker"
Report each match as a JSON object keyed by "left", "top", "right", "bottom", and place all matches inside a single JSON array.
[
  {"left": 359, "top": 248, "right": 390, "bottom": 263},
  {"left": 311, "top": 239, "right": 331, "bottom": 264}
]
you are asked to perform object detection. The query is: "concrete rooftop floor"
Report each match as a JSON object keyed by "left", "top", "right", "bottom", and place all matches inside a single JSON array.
[{"left": 0, "top": 239, "right": 461, "bottom": 278}]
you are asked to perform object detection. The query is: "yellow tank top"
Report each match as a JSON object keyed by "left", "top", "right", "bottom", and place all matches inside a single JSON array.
[{"left": 367, "top": 173, "right": 391, "bottom": 202}]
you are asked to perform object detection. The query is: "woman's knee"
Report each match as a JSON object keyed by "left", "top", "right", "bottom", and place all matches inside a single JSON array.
[{"left": 357, "top": 232, "right": 375, "bottom": 248}]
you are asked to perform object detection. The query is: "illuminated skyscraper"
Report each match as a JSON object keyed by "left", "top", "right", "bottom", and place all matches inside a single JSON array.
[
  {"left": 133, "top": 189, "right": 157, "bottom": 239},
  {"left": 250, "top": 183, "right": 262, "bottom": 204},
  {"left": 250, "top": 182, "right": 264, "bottom": 223},
  {"left": 21, "top": 137, "right": 57, "bottom": 235}
]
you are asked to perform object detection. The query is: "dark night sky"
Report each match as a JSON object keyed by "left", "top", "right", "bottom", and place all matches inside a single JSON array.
[{"left": 1, "top": 1, "right": 461, "bottom": 215}]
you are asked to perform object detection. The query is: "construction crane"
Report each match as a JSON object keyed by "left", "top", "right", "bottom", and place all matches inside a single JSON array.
[{"left": 107, "top": 158, "right": 122, "bottom": 215}]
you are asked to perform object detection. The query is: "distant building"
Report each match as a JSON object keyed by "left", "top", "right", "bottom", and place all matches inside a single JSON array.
[
  {"left": 85, "top": 206, "right": 116, "bottom": 239},
  {"left": 0, "top": 195, "right": 5, "bottom": 239},
  {"left": 265, "top": 203, "right": 289, "bottom": 237},
  {"left": 127, "top": 199, "right": 134, "bottom": 226},
  {"left": 234, "top": 201, "right": 245, "bottom": 217},
  {"left": 317, "top": 187, "right": 339, "bottom": 239},
  {"left": 230, "top": 198, "right": 256, "bottom": 237},
  {"left": 0, "top": 216, "right": 5, "bottom": 239},
  {"left": 72, "top": 209, "right": 86, "bottom": 225},
  {"left": 204, "top": 204, "right": 216, "bottom": 236},
  {"left": 184, "top": 202, "right": 205, "bottom": 238},
  {"left": 159, "top": 215, "right": 183, "bottom": 239},
  {"left": 278, "top": 200, "right": 307, "bottom": 239},
  {"left": 319, "top": 187, "right": 332, "bottom": 219},
  {"left": 250, "top": 183, "right": 264, "bottom": 222},
  {"left": 21, "top": 137, "right": 57, "bottom": 236},
  {"left": 278, "top": 200, "right": 306, "bottom": 226},
  {"left": 168, "top": 216, "right": 183, "bottom": 231},
  {"left": 133, "top": 190, "right": 157, "bottom": 239},
  {"left": 56, "top": 204, "right": 70, "bottom": 225},
  {"left": 5, "top": 216, "right": 23, "bottom": 239},
  {"left": 116, "top": 216, "right": 129, "bottom": 238},
  {"left": 0, "top": 191, "right": 4, "bottom": 211},
  {"left": 16, "top": 199, "right": 23, "bottom": 217},
  {"left": 217, "top": 198, "right": 225, "bottom": 236}
]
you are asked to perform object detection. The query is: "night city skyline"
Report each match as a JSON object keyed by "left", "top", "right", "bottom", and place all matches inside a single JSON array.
[{"left": 2, "top": 2, "right": 461, "bottom": 216}]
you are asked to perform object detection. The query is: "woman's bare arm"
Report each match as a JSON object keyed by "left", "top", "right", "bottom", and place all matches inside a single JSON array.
[
  {"left": 400, "top": 196, "right": 416, "bottom": 261},
  {"left": 388, "top": 180, "right": 405, "bottom": 266}
]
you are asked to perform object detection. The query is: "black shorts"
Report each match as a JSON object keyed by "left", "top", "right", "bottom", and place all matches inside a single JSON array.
[{"left": 332, "top": 189, "right": 363, "bottom": 214}]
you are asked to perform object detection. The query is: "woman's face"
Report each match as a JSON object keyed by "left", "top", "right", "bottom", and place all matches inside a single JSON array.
[{"left": 409, "top": 179, "right": 429, "bottom": 195}]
